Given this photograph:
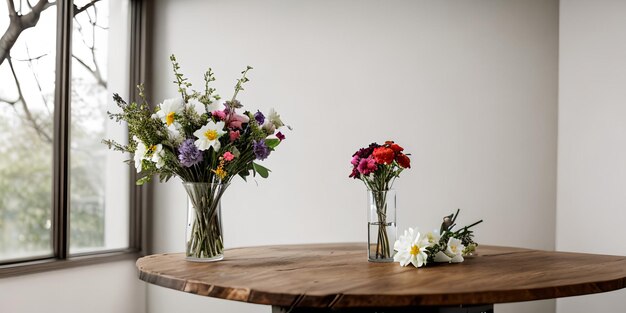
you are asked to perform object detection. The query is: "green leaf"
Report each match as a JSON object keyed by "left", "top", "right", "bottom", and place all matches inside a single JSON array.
[
  {"left": 252, "top": 162, "right": 271, "bottom": 178},
  {"left": 231, "top": 146, "right": 241, "bottom": 158},
  {"left": 136, "top": 175, "right": 151, "bottom": 185},
  {"left": 265, "top": 138, "right": 280, "bottom": 149}
]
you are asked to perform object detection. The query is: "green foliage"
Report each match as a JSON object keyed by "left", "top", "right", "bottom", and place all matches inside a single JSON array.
[
  {"left": 426, "top": 209, "right": 483, "bottom": 262},
  {"left": 252, "top": 162, "right": 270, "bottom": 178}
]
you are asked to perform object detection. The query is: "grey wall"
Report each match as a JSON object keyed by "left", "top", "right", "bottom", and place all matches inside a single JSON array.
[
  {"left": 148, "top": 1, "right": 559, "bottom": 312},
  {"left": 556, "top": 0, "right": 626, "bottom": 312},
  {"left": 0, "top": 260, "right": 145, "bottom": 313}
]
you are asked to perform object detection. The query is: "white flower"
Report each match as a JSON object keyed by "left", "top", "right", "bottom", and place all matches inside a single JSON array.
[
  {"left": 393, "top": 227, "right": 430, "bottom": 268},
  {"left": 166, "top": 124, "right": 183, "bottom": 143},
  {"left": 445, "top": 237, "right": 465, "bottom": 263},
  {"left": 425, "top": 231, "right": 440, "bottom": 247},
  {"left": 188, "top": 98, "right": 206, "bottom": 114},
  {"left": 133, "top": 136, "right": 146, "bottom": 173},
  {"left": 193, "top": 121, "right": 226, "bottom": 151},
  {"left": 262, "top": 121, "right": 276, "bottom": 134},
  {"left": 206, "top": 99, "right": 225, "bottom": 113},
  {"left": 268, "top": 108, "right": 284, "bottom": 128},
  {"left": 156, "top": 98, "right": 184, "bottom": 127},
  {"left": 149, "top": 144, "right": 166, "bottom": 169}
]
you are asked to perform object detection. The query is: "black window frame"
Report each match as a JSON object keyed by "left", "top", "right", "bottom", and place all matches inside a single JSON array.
[{"left": 0, "top": 0, "right": 150, "bottom": 277}]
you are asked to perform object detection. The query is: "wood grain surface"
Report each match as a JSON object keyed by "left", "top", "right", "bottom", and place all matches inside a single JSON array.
[{"left": 136, "top": 243, "right": 626, "bottom": 308}]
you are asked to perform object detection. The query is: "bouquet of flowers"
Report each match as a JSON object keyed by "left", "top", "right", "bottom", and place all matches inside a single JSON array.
[
  {"left": 350, "top": 141, "right": 411, "bottom": 261},
  {"left": 104, "top": 55, "right": 289, "bottom": 261},
  {"left": 394, "top": 209, "right": 482, "bottom": 268}
]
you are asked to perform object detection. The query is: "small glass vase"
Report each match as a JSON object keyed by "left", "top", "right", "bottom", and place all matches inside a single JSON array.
[
  {"left": 183, "top": 182, "right": 229, "bottom": 262},
  {"left": 367, "top": 189, "right": 396, "bottom": 262}
]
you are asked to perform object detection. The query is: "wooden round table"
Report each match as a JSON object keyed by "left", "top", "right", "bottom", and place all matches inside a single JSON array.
[{"left": 136, "top": 243, "right": 626, "bottom": 313}]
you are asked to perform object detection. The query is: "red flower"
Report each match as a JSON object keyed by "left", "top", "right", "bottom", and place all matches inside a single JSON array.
[
  {"left": 372, "top": 147, "right": 395, "bottom": 164},
  {"left": 396, "top": 153, "right": 411, "bottom": 168},
  {"left": 385, "top": 141, "right": 404, "bottom": 153}
]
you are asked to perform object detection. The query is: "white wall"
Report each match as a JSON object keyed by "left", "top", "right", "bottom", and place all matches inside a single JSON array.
[
  {"left": 148, "top": 0, "right": 558, "bottom": 312},
  {"left": 556, "top": 0, "right": 626, "bottom": 312},
  {"left": 0, "top": 260, "right": 145, "bottom": 313}
]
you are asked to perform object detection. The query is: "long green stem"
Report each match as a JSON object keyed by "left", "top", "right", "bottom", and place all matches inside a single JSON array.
[
  {"left": 373, "top": 190, "right": 391, "bottom": 259},
  {"left": 184, "top": 183, "right": 228, "bottom": 259}
]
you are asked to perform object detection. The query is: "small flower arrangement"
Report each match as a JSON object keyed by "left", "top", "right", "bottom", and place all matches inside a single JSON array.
[
  {"left": 350, "top": 141, "right": 411, "bottom": 261},
  {"left": 103, "top": 55, "right": 289, "bottom": 185},
  {"left": 394, "top": 209, "right": 483, "bottom": 268}
]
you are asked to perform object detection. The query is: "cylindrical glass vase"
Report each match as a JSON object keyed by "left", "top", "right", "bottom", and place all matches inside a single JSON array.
[
  {"left": 183, "top": 182, "right": 229, "bottom": 262},
  {"left": 367, "top": 189, "right": 396, "bottom": 262}
]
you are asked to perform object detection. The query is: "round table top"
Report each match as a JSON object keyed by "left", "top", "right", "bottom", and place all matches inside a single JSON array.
[{"left": 136, "top": 243, "right": 626, "bottom": 308}]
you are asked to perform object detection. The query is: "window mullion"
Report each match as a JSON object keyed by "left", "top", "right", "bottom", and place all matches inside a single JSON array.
[{"left": 52, "top": 0, "right": 73, "bottom": 260}]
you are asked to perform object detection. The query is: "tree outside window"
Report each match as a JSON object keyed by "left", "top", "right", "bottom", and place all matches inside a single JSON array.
[{"left": 0, "top": 0, "right": 132, "bottom": 262}]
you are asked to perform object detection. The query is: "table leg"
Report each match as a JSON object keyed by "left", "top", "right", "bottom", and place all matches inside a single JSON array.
[{"left": 272, "top": 304, "right": 494, "bottom": 313}]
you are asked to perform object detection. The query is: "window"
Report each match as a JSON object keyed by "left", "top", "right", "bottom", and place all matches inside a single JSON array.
[{"left": 0, "top": 0, "right": 146, "bottom": 272}]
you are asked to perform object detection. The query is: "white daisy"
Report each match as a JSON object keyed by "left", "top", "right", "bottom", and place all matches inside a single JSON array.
[
  {"left": 149, "top": 144, "right": 166, "bottom": 169},
  {"left": 156, "top": 98, "right": 184, "bottom": 127},
  {"left": 133, "top": 136, "right": 146, "bottom": 173},
  {"left": 193, "top": 121, "right": 226, "bottom": 151},
  {"left": 393, "top": 227, "right": 430, "bottom": 268}
]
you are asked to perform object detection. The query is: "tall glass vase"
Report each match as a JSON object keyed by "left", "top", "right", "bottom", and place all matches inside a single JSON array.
[
  {"left": 367, "top": 189, "right": 396, "bottom": 262},
  {"left": 183, "top": 182, "right": 229, "bottom": 262}
]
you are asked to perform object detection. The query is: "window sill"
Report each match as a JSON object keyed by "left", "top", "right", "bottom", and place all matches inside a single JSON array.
[{"left": 0, "top": 249, "right": 143, "bottom": 278}]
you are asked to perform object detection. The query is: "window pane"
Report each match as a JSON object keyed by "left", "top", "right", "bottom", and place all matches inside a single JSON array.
[
  {"left": 0, "top": 2, "right": 56, "bottom": 261},
  {"left": 70, "top": 0, "right": 130, "bottom": 254}
]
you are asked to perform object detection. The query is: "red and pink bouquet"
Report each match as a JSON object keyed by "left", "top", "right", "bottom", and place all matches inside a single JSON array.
[
  {"left": 350, "top": 141, "right": 411, "bottom": 261},
  {"left": 349, "top": 141, "right": 411, "bottom": 191}
]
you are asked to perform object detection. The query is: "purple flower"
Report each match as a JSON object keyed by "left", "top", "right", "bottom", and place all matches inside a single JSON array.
[
  {"left": 254, "top": 110, "right": 265, "bottom": 125},
  {"left": 253, "top": 139, "right": 271, "bottom": 160},
  {"left": 178, "top": 139, "right": 203, "bottom": 167}
]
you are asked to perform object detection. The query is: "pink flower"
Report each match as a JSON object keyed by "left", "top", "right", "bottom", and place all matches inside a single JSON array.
[
  {"left": 227, "top": 113, "right": 250, "bottom": 129},
  {"left": 357, "top": 157, "right": 377, "bottom": 175},
  {"left": 212, "top": 110, "right": 226, "bottom": 120},
  {"left": 223, "top": 151, "right": 235, "bottom": 161},
  {"left": 229, "top": 130, "right": 240, "bottom": 142},
  {"left": 351, "top": 156, "right": 360, "bottom": 166}
]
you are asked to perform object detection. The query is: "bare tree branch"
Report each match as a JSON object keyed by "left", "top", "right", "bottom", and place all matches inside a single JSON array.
[
  {"left": 0, "top": 0, "right": 53, "bottom": 65},
  {"left": 73, "top": 12, "right": 107, "bottom": 88},
  {"left": 14, "top": 52, "right": 47, "bottom": 62},
  {"left": 73, "top": 0, "right": 99, "bottom": 16},
  {"left": 6, "top": 0, "right": 17, "bottom": 16},
  {"left": 72, "top": 54, "right": 106, "bottom": 88},
  {"left": 24, "top": 45, "right": 52, "bottom": 115},
  {"left": 0, "top": 96, "right": 19, "bottom": 105},
  {"left": 7, "top": 57, "right": 52, "bottom": 143},
  {"left": 0, "top": 0, "right": 98, "bottom": 66},
  {"left": 0, "top": 0, "right": 102, "bottom": 141}
]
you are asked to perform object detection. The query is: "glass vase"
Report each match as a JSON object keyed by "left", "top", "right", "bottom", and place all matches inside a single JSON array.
[
  {"left": 367, "top": 189, "right": 396, "bottom": 262},
  {"left": 183, "top": 182, "right": 229, "bottom": 262}
]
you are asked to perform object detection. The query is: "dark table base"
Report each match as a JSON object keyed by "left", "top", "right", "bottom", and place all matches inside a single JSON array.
[{"left": 272, "top": 304, "right": 494, "bottom": 313}]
